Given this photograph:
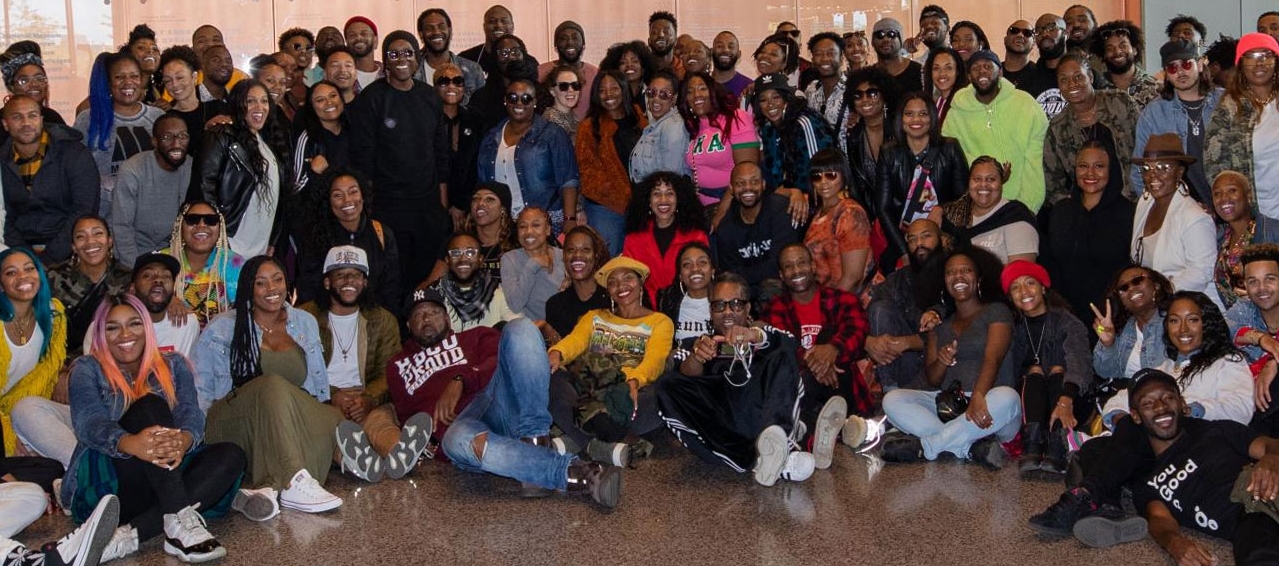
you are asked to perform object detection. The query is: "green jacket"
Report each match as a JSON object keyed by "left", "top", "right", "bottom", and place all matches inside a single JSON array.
[
  {"left": 942, "top": 77, "right": 1050, "bottom": 213},
  {"left": 298, "top": 301, "right": 402, "bottom": 404},
  {"left": 1044, "top": 90, "right": 1141, "bottom": 205},
  {"left": 1097, "top": 65, "right": 1162, "bottom": 110},
  {"left": 1205, "top": 94, "right": 1261, "bottom": 207}
]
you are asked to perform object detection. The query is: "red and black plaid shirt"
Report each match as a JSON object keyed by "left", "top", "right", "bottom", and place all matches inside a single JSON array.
[{"left": 760, "top": 286, "right": 873, "bottom": 415}]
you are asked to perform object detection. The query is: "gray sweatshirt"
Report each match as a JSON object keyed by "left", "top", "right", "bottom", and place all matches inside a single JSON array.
[{"left": 110, "top": 150, "right": 191, "bottom": 264}]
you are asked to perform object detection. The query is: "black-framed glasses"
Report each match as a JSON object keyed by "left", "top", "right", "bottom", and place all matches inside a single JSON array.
[
  {"left": 1164, "top": 60, "right": 1195, "bottom": 75},
  {"left": 872, "top": 30, "right": 900, "bottom": 40},
  {"left": 437, "top": 76, "right": 466, "bottom": 87},
  {"left": 183, "top": 213, "right": 220, "bottom": 227},
  {"left": 385, "top": 49, "right": 416, "bottom": 61},
  {"left": 1099, "top": 28, "right": 1132, "bottom": 42},
  {"left": 505, "top": 93, "right": 535, "bottom": 105},
  {"left": 556, "top": 81, "right": 582, "bottom": 92},
  {"left": 291, "top": 42, "right": 315, "bottom": 52},
  {"left": 1007, "top": 26, "right": 1034, "bottom": 38},
  {"left": 645, "top": 88, "right": 675, "bottom": 100},
  {"left": 809, "top": 171, "right": 840, "bottom": 182},
  {"left": 710, "top": 299, "right": 749, "bottom": 313},
  {"left": 850, "top": 88, "right": 881, "bottom": 100},
  {"left": 447, "top": 247, "right": 479, "bottom": 259},
  {"left": 496, "top": 47, "right": 524, "bottom": 58},
  {"left": 1116, "top": 274, "right": 1148, "bottom": 294}
]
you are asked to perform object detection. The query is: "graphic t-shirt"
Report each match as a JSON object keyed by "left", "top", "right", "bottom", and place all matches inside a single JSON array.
[
  {"left": 686, "top": 109, "right": 759, "bottom": 204},
  {"left": 793, "top": 294, "right": 823, "bottom": 350},
  {"left": 386, "top": 326, "right": 500, "bottom": 440}
]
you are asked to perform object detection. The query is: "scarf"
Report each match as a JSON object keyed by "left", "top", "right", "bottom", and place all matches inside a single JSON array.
[{"left": 438, "top": 270, "right": 498, "bottom": 323}]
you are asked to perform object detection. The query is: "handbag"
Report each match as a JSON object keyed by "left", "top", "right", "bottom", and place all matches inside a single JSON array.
[{"left": 935, "top": 380, "right": 970, "bottom": 423}]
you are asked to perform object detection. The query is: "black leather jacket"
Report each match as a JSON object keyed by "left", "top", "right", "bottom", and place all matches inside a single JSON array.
[
  {"left": 873, "top": 137, "right": 968, "bottom": 269},
  {"left": 189, "top": 125, "right": 288, "bottom": 247}
]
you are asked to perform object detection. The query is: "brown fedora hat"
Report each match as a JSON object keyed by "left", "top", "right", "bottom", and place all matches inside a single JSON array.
[{"left": 1132, "top": 133, "right": 1196, "bottom": 164}]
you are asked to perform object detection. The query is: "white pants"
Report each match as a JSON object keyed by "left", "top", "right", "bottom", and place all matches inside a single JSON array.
[
  {"left": 10, "top": 396, "right": 75, "bottom": 467},
  {"left": 0, "top": 481, "right": 47, "bottom": 555}
]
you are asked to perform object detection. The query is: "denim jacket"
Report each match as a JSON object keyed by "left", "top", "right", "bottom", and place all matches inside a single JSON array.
[
  {"left": 62, "top": 353, "right": 205, "bottom": 504},
  {"left": 413, "top": 52, "right": 485, "bottom": 105},
  {"left": 1225, "top": 298, "right": 1269, "bottom": 363},
  {"left": 1131, "top": 88, "right": 1223, "bottom": 194},
  {"left": 193, "top": 304, "right": 331, "bottom": 412},
  {"left": 1092, "top": 311, "right": 1169, "bottom": 379},
  {"left": 476, "top": 115, "right": 579, "bottom": 213},
  {"left": 629, "top": 109, "right": 690, "bottom": 182}
]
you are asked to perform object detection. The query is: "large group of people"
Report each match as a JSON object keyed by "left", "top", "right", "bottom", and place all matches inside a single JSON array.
[{"left": 0, "top": 4, "right": 1278, "bottom": 565}]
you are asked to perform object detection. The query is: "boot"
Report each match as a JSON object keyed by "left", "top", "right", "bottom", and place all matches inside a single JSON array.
[
  {"left": 1041, "top": 425, "right": 1069, "bottom": 474},
  {"left": 519, "top": 435, "right": 554, "bottom": 498},
  {"left": 1019, "top": 422, "right": 1044, "bottom": 474},
  {"left": 566, "top": 459, "right": 622, "bottom": 509}
]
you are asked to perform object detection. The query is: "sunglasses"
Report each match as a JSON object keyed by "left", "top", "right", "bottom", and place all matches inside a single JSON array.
[
  {"left": 556, "top": 81, "right": 582, "bottom": 92},
  {"left": 872, "top": 30, "right": 900, "bottom": 40},
  {"left": 709, "top": 299, "right": 749, "bottom": 313},
  {"left": 809, "top": 171, "right": 840, "bottom": 182},
  {"left": 291, "top": 42, "right": 315, "bottom": 52},
  {"left": 1007, "top": 26, "right": 1034, "bottom": 38},
  {"left": 183, "top": 213, "right": 220, "bottom": 227},
  {"left": 1099, "top": 28, "right": 1132, "bottom": 42},
  {"left": 448, "top": 247, "right": 480, "bottom": 259},
  {"left": 1242, "top": 50, "right": 1277, "bottom": 63},
  {"left": 1116, "top": 274, "right": 1148, "bottom": 295},
  {"left": 780, "top": 29, "right": 801, "bottom": 38},
  {"left": 437, "top": 76, "right": 466, "bottom": 87},
  {"left": 385, "top": 49, "right": 416, "bottom": 61},
  {"left": 1034, "top": 23, "right": 1063, "bottom": 35},
  {"left": 646, "top": 88, "right": 675, "bottom": 100},
  {"left": 850, "top": 88, "right": 881, "bottom": 100},
  {"left": 1140, "top": 162, "right": 1176, "bottom": 174},
  {"left": 505, "top": 93, "right": 536, "bottom": 106},
  {"left": 1164, "top": 60, "right": 1195, "bottom": 75}
]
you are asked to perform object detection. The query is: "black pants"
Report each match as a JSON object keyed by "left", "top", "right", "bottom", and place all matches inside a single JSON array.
[
  {"left": 374, "top": 201, "right": 448, "bottom": 290},
  {"left": 1075, "top": 417, "right": 1156, "bottom": 506},
  {"left": 1235, "top": 511, "right": 1279, "bottom": 565},
  {"left": 1253, "top": 377, "right": 1279, "bottom": 438},
  {"left": 865, "top": 299, "right": 925, "bottom": 391},
  {"left": 653, "top": 351, "right": 802, "bottom": 472},
  {"left": 113, "top": 394, "right": 245, "bottom": 541},
  {"left": 548, "top": 372, "right": 662, "bottom": 448}
]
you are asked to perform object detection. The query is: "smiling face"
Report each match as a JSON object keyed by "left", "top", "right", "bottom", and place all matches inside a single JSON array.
[
  {"left": 446, "top": 234, "right": 481, "bottom": 283},
  {"left": 1103, "top": 34, "right": 1136, "bottom": 75},
  {"left": 597, "top": 74, "right": 625, "bottom": 116},
  {"left": 1212, "top": 175, "right": 1252, "bottom": 223},
  {"left": 1141, "top": 159, "right": 1184, "bottom": 201},
  {"left": 1008, "top": 274, "right": 1047, "bottom": 316},
  {"left": 470, "top": 189, "right": 504, "bottom": 228},
  {"left": 684, "top": 43, "right": 711, "bottom": 75},
  {"left": 310, "top": 83, "right": 344, "bottom": 123},
  {"left": 10, "top": 64, "right": 49, "bottom": 104},
  {"left": 845, "top": 34, "right": 869, "bottom": 67},
  {"left": 950, "top": 27, "right": 980, "bottom": 60},
  {"left": 385, "top": 39, "right": 418, "bottom": 83},
  {"left": 344, "top": 22, "right": 376, "bottom": 58},
  {"left": 754, "top": 42, "right": 785, "bottom": 75},
  {"left": 437, "top": 68, "right": 467, "bottom": 106},
  {"left": 606, "top": 268, "right": 643, "bottom": 309},
  {"left": 257, "top": 64, "right": 287, "bottom": 103},
  {"left": 515, "top": 208, "right": 551, "bottom": 252},
  {"left": 713, "top": 32, "right": 741, "bottom": 72},
  {"left": 419, "top": 12, "right": 452, "bottom": 56},
  {"left": 645, "top": 76, "right": 674, "bottom": 118},
  {"left": 181, "top": 203, "right": 220, "bottom": 255},
  {"left": 1246, "top": 258, "right": 1279, "bottom": 312},
  {"left": 944, "top": 254, "right": 978, "bottom": 302},
  {"left": 1131, "top": 379, "right": 1187, "bottom": 441},
  {"left": 2, "top": 97, "right": 42, "bottom": 146},
  {"left": 810, "top": 38, "right": 841, "bottom": 79},
  {"left": 648, "top": 18, "right": 675, "bottom": 57},
  {"left": 251, "top": 261, "right": 287, "bottom": 314},
  {"left": 283, "top": 34, "right": 314, "bottom": 70},
  {"left": 730, "top": 163, "right": 764, "bottom": 208},
  {"left": 1075, "top": 146, "right": 1109, "bottom": 196},
  {"left": 1057, "top": 59, "right": 1093, "bottom": 105},
  {"left": 1064, "top": 6, "right": 1094, "bottom": 44},
  {"left": 778, "top": 245, "right": 815, "bottom": 294},
  {"left": 921, "top": 16, "right": 948, "bottom": 48},
  {"left": 649, "top": 181, "right": 678, "bottom": 226},
  {"left": 161, "top": 60, "right": 196, "bottom": 104},
  {"left": 968, "top": 161, "right": 1004, "bottom": 210},
  {"left": 329, "top": 175, "right": 364, "bottom": 225},
  {"left": 617, "top": 51, "right": 643, "bottom": 84},
  {"left": 483, "top": 6, "right": 514, "bottom": 45},
  {"left": 554, "top": 27, "right": 584, "bottom": 64},
  {"left": 104, "top": 304, "right": 146, "bottom": 370},
  {"left": 1164, "top": 297, "right": 1204, "bottom": 356},
  {"left": 72, "top": 218, "right": 111, "bottom": 268},
  {"left": 563, "top": 231, "right": 598, "bottom": 283},
  {"left": 851, "top": 80, "right": 884, "bottom": 118},
  {"left": 130, "top": 38, "right": 159, "bottom": 73},
  {"left": 505, "top": 81, "right": 536, "bottom": 123},
  {"left": 683, "top": 75, "right": 712, "bottom": 117},
  {"left": 678, "top": 247, "right": 713, "bottom": 294},
  {"left": 201, "top": 45, "right": 234, "bottom": 86},
  {"left": 110, "top": 58, "right": 143, "bottom": 106},
  {"left": 132, "top": 263, "right": 175, "bottom": 314},
  {"left": 969, "top": 59, "right": 1001, "bottom": 97},
  {"left": 901, "top": 97, "right": 931, "bottom": 141},
  {"left": 325, "top": 52, "right": 356, "bottom": 91},
  {"left": 1240, "top": 48, "right": 1277, "bottom": 88},
  {"left": 324, "top": 267, "right": 367, "bottom": 308},
  {"left": 757, "top": 88, "right": 786, "bottom": 125},
  {"left": 1006, "top": 20, "right": 1033, "bottom": 55},
  {"left": 0, "top": 252, "right": 40, "bottom": 301},
  {"left": 1116, "top": 267, "right": 1157, "bottom": 315},
  {"left": 153, "top": 117, "right": 190, "bottom": 169},
  {"left": 930, "top": 52, "right": 957, "bottom": 95},
  {"left": 243, "top": 85, "right": 270, "bottom": 133}
]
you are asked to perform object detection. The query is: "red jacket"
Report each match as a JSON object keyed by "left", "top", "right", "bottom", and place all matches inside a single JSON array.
[
  {"left": 760, "top": 287, "right": 873, "bottom": 415},
  {"left": 385, "top": 326, "right": 499, "bottom": 442},
  {"left": 622, "top": 221, "right": 709, "bottom": 302}
]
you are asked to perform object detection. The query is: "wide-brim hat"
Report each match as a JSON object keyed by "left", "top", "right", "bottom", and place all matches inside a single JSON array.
[
  {"left": 594, "top": 256, "right": 650, "bottom": 288},
  {"left": 1131, "top": 132, "right": 1196, "bottom": 165}
]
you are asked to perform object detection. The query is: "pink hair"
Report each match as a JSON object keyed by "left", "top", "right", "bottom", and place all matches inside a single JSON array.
[{"left": 89, "top": 293, "right": 177, "bottom": 407}]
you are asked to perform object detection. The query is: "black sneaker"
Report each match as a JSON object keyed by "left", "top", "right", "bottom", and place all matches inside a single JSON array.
[
  {"left": 969, "top": 437, "right": 1007, "bottom": 471},
  {"left": 1073, "top": 510, "right": 1149, "bottom": 548},
  {"left": 880, "top": 432, "right": 924, "bottom": 463},
  {"left": 566, "top": 459, "right": 623, "bottom": 509},
  {"left": 1028, "top": 488, "right": 1098, "bottom": 536}
]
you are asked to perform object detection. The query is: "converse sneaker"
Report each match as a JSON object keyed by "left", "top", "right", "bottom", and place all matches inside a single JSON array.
[
  {"left": 279, "top": 469, "right": 342, "bottom": 513},
  {"left": 231, "top": 487, "right": 279, "bottom": 522},
  {"left": 1072, "top": 511, "right": 1149, "bottom": 548},
  {"left": 779, "top": 451, "right": 816, "bottom": 482},
  {"left": 566, "top": 459, "right": 623, "bottom": 509},
  {"left": 811, "top": 396, "right": 847, "bottom": 470},
  {"left": 1028, "top": 487, "right": 1099, "bottom": 536},
  {"left": 97, "top": 525, "right": 139, "bottom": 563},
  {"left": 753, "top": 425, "right": 789, "bottom": 487},
  {"left": 842, "top": 414, "right": 888, "bottom": 453},
  {"left": 163, "top": 505, "right": 226, "bottom": 563},
  {"left": 335, "top": 420, "right": 385, "bottom": 483},
  {"left": 586, "top": 438, "right": 629, "bottom": 468},
  {"left": 25, "top": 494, "right": 119, "bottom": 566},
  {"left": 387, "top": 413, "right": 433, "bottom": 479}
]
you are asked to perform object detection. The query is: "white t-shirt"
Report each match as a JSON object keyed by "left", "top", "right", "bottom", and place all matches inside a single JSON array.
[
  {"left": 1124, "top": 323, "right": 1144, "bottom": 378},
  {"left": 227, "top": 134, "right": 280, "bottom": 257},
  {"left": 356, "top": 68, "right": 381, "bottom": 92},
  {"left": 969, "top": 200, "right": 1039, "bottom": 264},
  {"left": 325, "top": 311, "right": 362, "bottom": 389},
  {"left": 83, "top": 313, "right": 200, "bottom": 359},
  {"left": 674, "top": 295, "right": 711, "bottom": 341},
  {"left": 495, "top": 126, "right": 526, "bottom": 215},
  {"left": 4, "top": 325, "right": 44, "bottom": 396},
  {"left": 1253, "top": 104, "right": 1279, "bottom": 219}
]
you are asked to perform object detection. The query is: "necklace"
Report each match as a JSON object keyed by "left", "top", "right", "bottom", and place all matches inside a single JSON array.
[
  {"left": 6, "top": 313, "right": 35, "bottom": 346},
  {"left": 254, "top": 312, "right": 286, "bottom": 336},
  {"left": 328, "top": 312, "right": 358, "bottom": 363},
  {"left": 1182, "top": 99, "right": 1205, "bottom": 136},
  {"left": 1024, "top": 314, "right": 1047, "bottom": 366}
]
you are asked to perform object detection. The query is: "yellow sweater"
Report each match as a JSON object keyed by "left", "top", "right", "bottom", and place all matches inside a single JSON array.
[
  {"left": 0, "top": 299, "right": 67, "bottom": 454},
  {"left": 550, "top": 309, "right": 673, "bottom": 387}
]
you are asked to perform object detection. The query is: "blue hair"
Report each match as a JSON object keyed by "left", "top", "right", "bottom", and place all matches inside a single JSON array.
[
  {"left": 86, "top": 52, "right": 123, "bottom": 151},
  {"left": 0, "top": 248, "right": 55, "bottom": 358}
]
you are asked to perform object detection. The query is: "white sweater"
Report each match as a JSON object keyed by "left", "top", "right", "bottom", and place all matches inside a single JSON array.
[{"left": 1103, "top": 354, "right": 1255, "bottom": 426}]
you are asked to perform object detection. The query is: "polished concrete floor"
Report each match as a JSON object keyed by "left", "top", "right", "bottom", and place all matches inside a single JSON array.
[{"left": 18, "top": 437, "right": 1234, "bottom": 566}]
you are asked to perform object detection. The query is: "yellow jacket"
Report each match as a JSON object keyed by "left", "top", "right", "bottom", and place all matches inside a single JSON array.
[
  {"left": 0, "top": 299, "right": 67, "bottom": 454},
  {"left": 550, "top": 309, "right": 673, "bottom": 387}
]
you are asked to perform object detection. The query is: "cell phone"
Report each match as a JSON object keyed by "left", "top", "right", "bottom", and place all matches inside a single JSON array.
[{"left": 717, "top": 341, "right": 737, "bottom": 357}]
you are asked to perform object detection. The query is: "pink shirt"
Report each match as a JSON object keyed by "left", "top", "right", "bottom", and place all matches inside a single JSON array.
[{"left": 685, "top": 109, "right": 759, "bottom": 205}]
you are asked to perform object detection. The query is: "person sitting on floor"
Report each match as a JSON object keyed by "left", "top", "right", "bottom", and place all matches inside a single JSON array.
[
  {"left": 429, "top": 233, "right": 517, "bottom": 332},
  {"left": 0, "top": 486, "right": 119, "bottom": 566},
  {"left": 1224, "top": 243, "right": 1279, "bottom": 436}
]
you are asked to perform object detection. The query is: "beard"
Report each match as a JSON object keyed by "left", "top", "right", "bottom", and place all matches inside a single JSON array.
[
  {"left": 1105, "top": 56, "right": 1134, "bottom": 75},
  {"left": 909, "top": 247, "right": 942, "bottom": 274},
  {"left": 713, "top": 52, "right": 740, "bottom": 72},
  {"left": 974, "top": 77, "right": 1001, "bottom": 97},
  {"left": 1039, "top": 40, "right": 1066, "bottom": 60},
  {"left": 160, "top": 152, "right": 187, "bottom": 169},
  {"left": 329, "top": 288, "right": 366, "bottom": 309},
  {"left": 423, "top": 35, "right": 451, "bottom": 56}
]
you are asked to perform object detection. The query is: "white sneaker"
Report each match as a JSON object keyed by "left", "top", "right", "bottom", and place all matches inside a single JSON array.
[
  {"left": 780, "top": 451, "right": 816, "bottom": 482},
  {"left": 44, "top": 494, "right": 118, "bottom": 566},
  {"left": 812, "top": 396, "right": 847, "bottom": 470},
  {"left": 279, "top": 469, "right": 342, "bottom": 513},
  {"left": 843, "top": 414, "right": 888, "bottom": 453},
  {"left": 335, "top": 420, "right": 385, "bottom": 483},
  {"left": 753, "top": 425, "right": 788, "bottom": 487},
  {"left": 386, "top": 413, "right": 432, "bottom": 479},
  {"left": 98, "top": 525, "right": 139, "bottom": 563},
  {"left": 163, "top": 505, "right": 226, "bottom": 563},
  {"left": 231, "top": 487, "right": 279, "bottom": 522}
]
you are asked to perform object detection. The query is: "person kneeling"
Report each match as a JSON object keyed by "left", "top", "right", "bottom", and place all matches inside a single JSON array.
[{"left": 655, "top": 272, "right": 817, "bottom": 487}]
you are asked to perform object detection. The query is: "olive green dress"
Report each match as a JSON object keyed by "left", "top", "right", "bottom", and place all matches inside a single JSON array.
[{"left": 204, "top": 347, "right": 342, "bottom": 488}]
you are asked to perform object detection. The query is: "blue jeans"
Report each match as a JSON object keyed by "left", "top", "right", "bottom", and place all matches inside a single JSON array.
[
  {"left": 881, "top": 387, "right": 1021, "bottom": 460},
  {"left": 442, "top": 318, "right": 576, "bottom": 490},
  {"left": 583, "top": 199, "right": 625, "bottom": 257}
]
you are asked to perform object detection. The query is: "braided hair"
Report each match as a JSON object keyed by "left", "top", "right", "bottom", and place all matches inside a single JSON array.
[{"left": 228, "top": 255, "right": 285, "bottom": 386}]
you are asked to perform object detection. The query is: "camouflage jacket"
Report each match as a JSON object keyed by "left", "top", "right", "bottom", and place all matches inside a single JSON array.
[
  {"left": 1043, "top": 90, "right": 1141, "bottom": 205},
  {"left": 1205, "top": 94, "right": 1261, "bottom": 207},
  {"left": 1098, "top": 65, "right": 1161, "bottom": 110}
]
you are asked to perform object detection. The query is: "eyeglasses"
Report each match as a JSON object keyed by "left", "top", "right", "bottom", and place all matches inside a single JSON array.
[
  {"left": 1099, "top": 28, "right": 1132, "bottom": 42},
  {"left": 842, "top": 31, "right": 866, "bottom": 40},
  {"left": 437, "top": 76, "right": 466, "bottom": 87},
  {"left": 505, "top": 92, "right": 535, "bottom": 105},
  {"left": 556, "top": 81, "right": 582, "bottom": 92},
  {"left": 13, "top": 74, "right": 48, "bottom": 88},
  {"left": 1116, "top": 274, "right": 1148, "bottom": 295},
  {"left": 1007, "top": 26, "right": 1034, "bottom": 38},
  {"left": 157, "top": 133, "right": 190, "bottom": 143},
  {"left": 780, "top": 29, "right": 801, "bottom": 38},
  {"left": 809, "top": 171, "right": 840, "bottom": 182},
  {"left": 1034, "top": 23, "right": 1063, "bottom": 35},
  {"left": 709, "top": 299, "right": 749, "bottom": 313},
  {"left": 872, "top": 30, "right": 900, "bottom": 40},
  {"left": 497, "top": 47, "right": 524, "bottom": 58},
  {"left": 183, "top": 213, "right": 220, "bottom": 227},
  {"left": 850, "top": 88, "right": 881, "bottom": 100},
  {"left": 291, "top": 42, "right": 315, "bottom": 53},
  {"left": 1164, "top": 59, "right": 1195, "bottom": 75},
  {"left": 385, "top": 49, "right": 416, "bottom": 61},
  {"left": 448, "top": 247, "right": 480, "bottom": 259},
  {"left": 1139, "top": 162, "right": 1176, "bottom": 174},
  {"left": 1242, "top": 51, "right": 1277, "bottom": 63},
  {"left": 645, "top": 88, "right": 674, "bottom": 100}
]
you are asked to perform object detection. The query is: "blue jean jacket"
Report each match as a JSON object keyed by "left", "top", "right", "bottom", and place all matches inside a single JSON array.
[
  {"left": 1093, "top": 311, "right": 1169, "bottom": 378},
  {"left": 629, "top": 110, "right": 690, "bottom": 182},
  {"left": 1225, "top": 298, "right": 1269, "bottom": 363},
  {"left": 1131, "top": 88, "right": 1222, "bottom": 193},
  {"left": 62, "top": 352, "right": 205, "bottom": 504},
  {"left": 476, "top": 115, "right": 579, "bottom": 213},
  {"left": 193, "top": 304, "right": 331, "bottom": 413}
]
